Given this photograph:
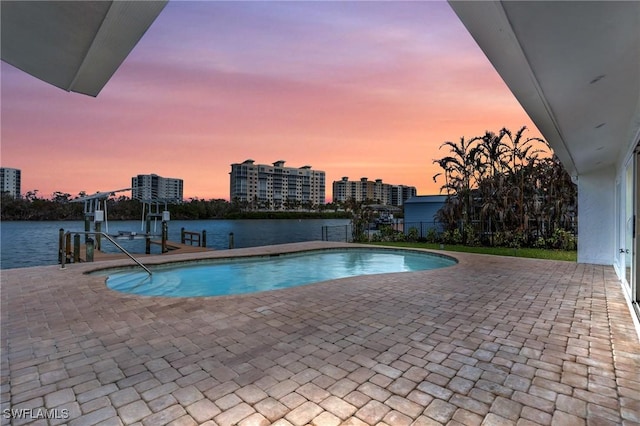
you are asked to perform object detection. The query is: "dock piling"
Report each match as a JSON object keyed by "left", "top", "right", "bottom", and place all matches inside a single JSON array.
[
  {"left": 84, "top": 218, "right": 90, "bottom": 243},
  {"left": 95, "top": 222, "right": 102, "bottom": 251},
  {"left": 145, "top": 217, "right": 151, "bottom": 254},
  {"left": 86, "top": 238, "right": 94, "bottom": 262},
  {"left": 73, "top": 234, "right": 80, "bottom": 263},
  {"left": 65, "top": 232, "right": 71, "bottom": 263},
  {"left": 162, "top": 221, "right": 168, "bottom": 253},
  {"left": 58, "top": 228, "right": 64, "bottom": 264}
]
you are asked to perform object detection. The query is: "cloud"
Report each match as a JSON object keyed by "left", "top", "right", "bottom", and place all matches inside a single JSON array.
[{"left": 1, "top": 1, "right": 541, "bottom": 199}]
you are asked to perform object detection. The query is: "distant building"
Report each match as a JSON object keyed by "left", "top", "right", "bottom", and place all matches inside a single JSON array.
[
  {"left": 0, "top": 167, "right": 21, "bottom": 198},
  {"left": 390, "top": 184, "right": 418, "bottom": 207},
  {"left": 131, "top": 174, "right": 183, "bottom": 203},
  {"left": 230, "top": 160, "right": 326, "bottom": 210},
  {"left": 332, "top": 177, "right": 416, "bottom": 207}
]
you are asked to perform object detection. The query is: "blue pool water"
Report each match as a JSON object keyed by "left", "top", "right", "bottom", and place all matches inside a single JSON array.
[{"left": 95, "top": 249, "right": 456, "bottom": 297}]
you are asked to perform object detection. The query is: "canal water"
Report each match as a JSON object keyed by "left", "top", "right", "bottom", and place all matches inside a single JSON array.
[{"left": 0, "top": 219, "right": 351, "bottom": 269}]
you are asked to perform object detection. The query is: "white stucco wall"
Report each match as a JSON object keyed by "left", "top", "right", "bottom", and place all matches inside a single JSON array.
[{"left": 577, "top": 166, "right": 616, "bottom": 264}]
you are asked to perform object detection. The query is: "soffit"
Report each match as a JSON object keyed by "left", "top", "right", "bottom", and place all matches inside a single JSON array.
[
  {"left": 1, "top": 0, "right": 167, "bottom": 97},
  {"left": 449, "top": 1, "right": 640, "bottom": 177}
]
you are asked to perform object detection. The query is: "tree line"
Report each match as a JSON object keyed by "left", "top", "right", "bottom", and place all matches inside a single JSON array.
[
  {"left": 0, "top": 191, "right": 349, "bottom": 221},
  {"left": 432, "top": 126, "right": 577, "bottom": 249}
]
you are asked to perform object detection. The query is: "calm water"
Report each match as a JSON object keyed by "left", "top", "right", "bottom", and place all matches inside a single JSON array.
[
  {"left": 0, "top": 219, "right": 350, "bottom": 269},
  {"left": 98, "top": 249, "right": 456, "bottom": 297}
]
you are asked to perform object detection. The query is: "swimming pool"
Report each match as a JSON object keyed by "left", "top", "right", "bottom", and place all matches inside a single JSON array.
[{"left": 94, "top": 248, "right": 456, "bottom": 297}]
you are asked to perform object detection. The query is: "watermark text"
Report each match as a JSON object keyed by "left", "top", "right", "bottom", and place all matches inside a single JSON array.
[{"left": 2, "top": 408, "right": 70, "bottom": 420}]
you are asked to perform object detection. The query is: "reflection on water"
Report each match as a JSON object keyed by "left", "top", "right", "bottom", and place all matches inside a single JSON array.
[{"left": 0, "top": 219, "right": 349, "bottom": 269}]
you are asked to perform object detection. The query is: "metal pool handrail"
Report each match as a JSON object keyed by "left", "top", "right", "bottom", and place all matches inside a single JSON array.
[{"left": 61, "top": 231, "right": 152, "bottom": 276}]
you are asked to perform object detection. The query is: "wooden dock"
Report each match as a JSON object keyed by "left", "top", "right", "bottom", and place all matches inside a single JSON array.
[{"left": 78, "top": 241, "right": 212, "bottom": 262}]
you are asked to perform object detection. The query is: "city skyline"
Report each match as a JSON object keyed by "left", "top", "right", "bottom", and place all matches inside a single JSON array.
[
  {"left": 1, "top": 1, "right": 540, "bottom": 200},
  {"left": 0, "top": 163, "right": 437, "bottom": 204}
]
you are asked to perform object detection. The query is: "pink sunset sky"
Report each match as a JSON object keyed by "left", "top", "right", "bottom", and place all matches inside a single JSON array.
[{"left": 1, "top": 1, "right": 541, "bottom": 201}]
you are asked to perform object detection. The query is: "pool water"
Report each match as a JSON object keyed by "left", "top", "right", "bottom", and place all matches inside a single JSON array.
[{"left": 96, "top": 249, "right": 456, "bottom": 297}]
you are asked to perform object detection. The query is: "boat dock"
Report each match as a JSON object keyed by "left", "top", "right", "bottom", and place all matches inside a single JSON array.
[
  {"left": 59, "top": 227, "right": 212, "bottom": 267},
  {"left": 78, "top": 240, "right": 212, "bottom": 262}
]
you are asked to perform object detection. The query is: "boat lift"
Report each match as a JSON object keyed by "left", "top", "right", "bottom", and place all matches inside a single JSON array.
[
  {"left": 60, "top": 189, "right": 201, "bottom": 270},
  {"left": 70, "top": 188, "right": 171, "bottom": 254},
  {"left": 71, "top": 188, "right": 132, "bottom": 248},
  {"left": 132, "top": 190, "right": 176, "bottom": 254}
]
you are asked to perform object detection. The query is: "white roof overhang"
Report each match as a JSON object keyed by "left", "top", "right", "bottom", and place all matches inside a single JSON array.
[
  {"left": 449, "top": 1, "right": 640, "bottom": 178},
  {"left": 1, "top": 0, "right": 167, "bottom": 97}
]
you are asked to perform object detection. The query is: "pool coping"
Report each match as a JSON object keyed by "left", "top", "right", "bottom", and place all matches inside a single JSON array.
[
  {"left": 86, "top": 243, "right": 459, "bottom": 273},
  {"left": 89, "top": 243, "right": 460, "bottom": 298},
  {"left": 78, "top": 241, "right": 464, "bottom": 302}
]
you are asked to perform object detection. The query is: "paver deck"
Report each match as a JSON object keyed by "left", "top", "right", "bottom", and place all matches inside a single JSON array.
[{"left": 1, "top": 241, "right": 639, "bottom": 426}]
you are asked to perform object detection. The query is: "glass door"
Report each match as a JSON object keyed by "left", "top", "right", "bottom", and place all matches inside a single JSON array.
[
  {"left": 625, "top": 159, "right": 634, "bottom": 288},
  {"left": 617, "top": 179, "right": 625, "bottom": 279},
  {"left": 634, "top": 150, "right": 640, "bottom": 305}
]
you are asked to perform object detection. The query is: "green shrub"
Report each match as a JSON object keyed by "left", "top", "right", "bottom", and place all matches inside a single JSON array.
[
  {"left": 550, "top": 229, "right": 576, "bottom": 250},
  {"left": 425, "top": 228, "right": 439, "bottom": 243},
  {"left": 463, "top": 224, "right": 480, "bottom": 246},
  {"left": 407, "top": 227, "right": 419, "bottom": 242},
  {"left": 370, "top": 225, "right": 407, "bottom": 242},
  {"left": 508, "top": 231, "right": 524, "bottom": 249},
  {"left": 533, "top": 236, "right": 547, "bottom": 249},
  {"left": 492, "top": 231, "right": 505, "bottom": 247}
]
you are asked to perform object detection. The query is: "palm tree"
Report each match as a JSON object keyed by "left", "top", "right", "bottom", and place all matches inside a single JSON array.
[
  {"left": 471, "top": 130, "right": 509, "bottom": 240},
  {"left": 501, "top": 126, "right": 547, "bottom": 237},
  {"left": 433, "top": 136, "right": 481, "bottom": 237},
  {"left": 536, "top": 154, "right": 577, "bottom": 236},
  {"left": 433, "top": 126, "right": 575, "bottom": 248},
  {"left": 474, "top": 129, "right": 509, "bottom": 179}
]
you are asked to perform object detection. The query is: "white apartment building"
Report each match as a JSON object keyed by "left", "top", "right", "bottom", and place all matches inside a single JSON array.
[
  {"left": 230, "top": 160, "right": 326, "bottom": 210},
  {"left": 332, "top": 177, "right": 416, "bottom": 207},
  {"left": 0, "top": 167, "right": 21, "bottom": 198},
  {"left": 131, "top": 174, "right": 183, "bottom": 203}
]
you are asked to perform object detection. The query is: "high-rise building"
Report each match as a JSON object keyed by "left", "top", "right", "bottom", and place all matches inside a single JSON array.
[
  {"left": 0, "top": 167, "right": 21, "bottom": 198},
  {"left": 131, "top": 174, "right": 183, "bottom": 203},
  {"left": 230, "top": 160, "right": 326, "bottom": 210},
  {"left": 390, "top": 184, "right": 418, "bottom": 207},
  {"left": 332, "top": 177, "right": 416, "bottom": 207}
]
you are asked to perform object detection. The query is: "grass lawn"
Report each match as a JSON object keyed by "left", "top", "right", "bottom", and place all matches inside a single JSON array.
[{"left": 368, "top": 241, "right": 577, "bottom": 262}]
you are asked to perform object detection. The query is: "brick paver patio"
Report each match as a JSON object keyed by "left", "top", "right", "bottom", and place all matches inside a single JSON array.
[{"left": 1, "top": 242, "right": 639, "bottom": 425}]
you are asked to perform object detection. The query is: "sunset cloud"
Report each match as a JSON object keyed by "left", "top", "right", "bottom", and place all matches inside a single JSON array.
[{"left": 1, "top": 1, "right": 540, "bottom": 200}]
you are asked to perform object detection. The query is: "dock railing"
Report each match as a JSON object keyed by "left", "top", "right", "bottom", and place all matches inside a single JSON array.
[{"left": 181, "top": 227, "right": 206, "bottom": 247}]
